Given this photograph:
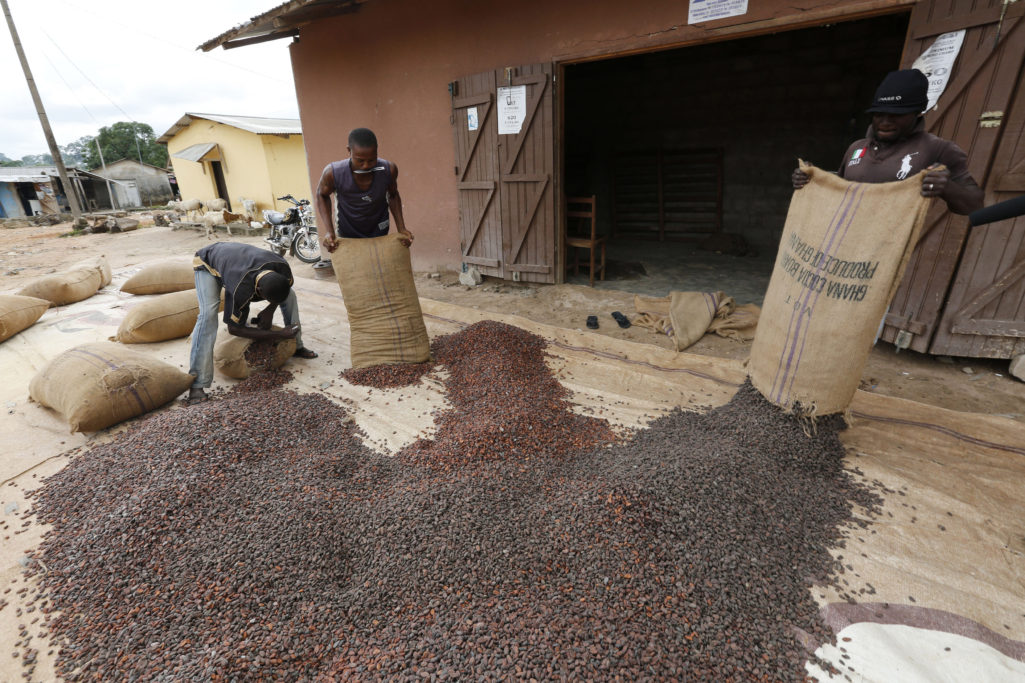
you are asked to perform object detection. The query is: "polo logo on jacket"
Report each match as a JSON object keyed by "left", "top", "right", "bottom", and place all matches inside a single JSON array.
[
  {"left": 897, "top": 152, "right": 918, "bottom": 180},
  {"left": 848, "top": 148, "right": 866, "bottom": 167}
]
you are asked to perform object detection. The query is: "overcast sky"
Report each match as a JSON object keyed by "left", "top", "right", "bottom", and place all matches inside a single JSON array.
[{"left": 0, "top": 0, "right": 298, "bottom": 160}]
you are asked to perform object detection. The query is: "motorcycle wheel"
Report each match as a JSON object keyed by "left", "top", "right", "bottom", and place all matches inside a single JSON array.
[{"left": 292, "top": 230, "right": 321, "bottom": 263}]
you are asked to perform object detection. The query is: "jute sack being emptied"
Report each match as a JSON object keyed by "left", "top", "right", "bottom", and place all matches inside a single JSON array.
[
  {"left": 29, "top": 342, "right": 193, "bottom": 432},
  {"left": 0, "top": 294, "right": 50, "bottom": 342},
  {"left": 17, "top": 254, "right": 111, "bottom": 306},
  {"left": 114, "top": 290, "right": 221, "bottom": 343},
  {"left": 330, "top": 233, "right": 431, "bottom": 369},
  {"left": 214, "top": 327, "right": 296, "bottom": 379},
  {"left": 748, "top": 162, "right": 930, "bottom": 416},
  {"left": 121, "top": 258, "right": 195, "bottom": 295}
]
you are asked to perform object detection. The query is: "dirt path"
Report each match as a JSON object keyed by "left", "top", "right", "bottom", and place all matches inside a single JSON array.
[{"left": 2, "top": 218, "right": 1022, "bottom": 422}]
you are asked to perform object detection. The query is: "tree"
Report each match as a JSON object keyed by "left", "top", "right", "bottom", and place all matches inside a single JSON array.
[
  {"left": 60, "top": 136, "right": 94, "bottom": 167},
  {"left": 83, "top": 122, "right": 168, "bottom": 170},
  {"left": 19, "top": 153, "right": 53, "bottom": 166}
]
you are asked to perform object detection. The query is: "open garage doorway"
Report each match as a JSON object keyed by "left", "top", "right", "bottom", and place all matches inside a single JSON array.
[{"left": 561, "top": 12, "right": 910, "bottom": 303}]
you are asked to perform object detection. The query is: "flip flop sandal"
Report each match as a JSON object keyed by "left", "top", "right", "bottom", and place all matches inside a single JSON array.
[
  {"left": 294, "top": 347, "right": 318, "bottom": 359},
  {"left": 586, "top": 315, "right": 599, "bottom": 329},
  {"left": 611, "top": 311, "right": 631, "bottom": 329},
  {"left": 184, "top": 395, "right": 210, "bottom": 406}
]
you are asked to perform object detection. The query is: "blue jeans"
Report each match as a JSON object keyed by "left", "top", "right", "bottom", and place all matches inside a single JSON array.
[{"left": 188, "top": 269, "right": 304, "bottom": 389}]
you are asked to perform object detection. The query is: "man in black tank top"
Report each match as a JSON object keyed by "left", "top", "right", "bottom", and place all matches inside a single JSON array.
[{"left": 314, "top": 128, "right": 414, "bottom": 254}]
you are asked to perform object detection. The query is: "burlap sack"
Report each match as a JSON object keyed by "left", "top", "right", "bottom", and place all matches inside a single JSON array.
[
  {"left": 748, "top": 162, "right": 930, "bottom": 415},
  {"left": 214, "top": 331, "right": 296, "bottom": 379},
  {"left": 330, "top": 233, "right": 430, "bottom": 369},
  {"left": 634, "top": 291, "right": 760, "bottom": 351},
  {"left": 29, "top": 342, "right": 193, "bottom": 432},
  {"left": 0, "top": 294, "right": 50, "bottom": 342},
  {"left": 16, "top": 266, "right": 103, "bottom": 306},
  {"left": 70, "top": 255, "right": 112, "bottom": 287},
  {"left": 114, "top": 290, "right": 209, "bottom": 344},
  {"left": 121, "top": 259, "right": 195, "bottom": 295}
]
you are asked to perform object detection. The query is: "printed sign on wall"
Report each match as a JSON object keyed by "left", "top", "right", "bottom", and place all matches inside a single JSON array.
[
  {"left": 467, "top": 107, "right": 479, "bottom": 132},
  {"left": 912, "top": 30, "right": 966, "bottom": 112},
  {"left": 497, "top": 85, "right": 527, "bottom": 135},
  {"left": 688, "top": 0, "right": 748, "bottom": 24}
]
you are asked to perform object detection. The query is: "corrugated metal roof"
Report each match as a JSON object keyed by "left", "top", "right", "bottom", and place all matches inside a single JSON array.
[
  {"left": 0, "top": 166, "right": 109, "bottom": 183},
  {"left": 200, "top": 0, "right": 367, "bottom": 52},
  {"left": 157, "top": 113, "right": 302, "bottom": 144},
  {"left": 171, "top": 142, "right": 221, "bottom": 163}
]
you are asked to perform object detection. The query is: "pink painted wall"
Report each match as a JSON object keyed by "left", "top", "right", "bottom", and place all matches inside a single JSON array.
[{"left": 288, "top": 0, "right": 909, "bottom": 270}]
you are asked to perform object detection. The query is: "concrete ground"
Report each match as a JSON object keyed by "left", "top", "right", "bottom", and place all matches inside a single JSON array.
[
  {"left": 1, "top": 217, "right": 1023, "bottom": 422},
  {"left": 564, "top": 238, "right": 775, "bottom": 304}
]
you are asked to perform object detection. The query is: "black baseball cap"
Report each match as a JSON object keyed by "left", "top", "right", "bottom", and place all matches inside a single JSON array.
[{"left": 866, "top": 69, "right": 929, "bottom": 114}]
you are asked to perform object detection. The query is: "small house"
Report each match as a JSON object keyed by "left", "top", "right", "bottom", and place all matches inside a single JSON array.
[
  {"left": 90, "top": 158, "right": 174, "bottom": 207},
  {"left": 157, "top": 113, "right": 308, "bottom": 215}
]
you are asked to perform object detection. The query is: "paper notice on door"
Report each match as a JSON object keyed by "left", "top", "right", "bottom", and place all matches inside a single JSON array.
[
  {"left": 497, "top": 85, "right": 527, "bottom": 135},
  {"left": 467, "top": 107, "right": 479, "bottom": 131},
  {"left": 912, "top": 30, "right": 965, "bottom": 111},
  {"left": 688, "top": 0, "right": 748, "bottom": 24}
]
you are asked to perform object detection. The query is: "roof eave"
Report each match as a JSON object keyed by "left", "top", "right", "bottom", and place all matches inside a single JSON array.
[{"left": 199, "top": 0, "right": 366, "bottom": 52}]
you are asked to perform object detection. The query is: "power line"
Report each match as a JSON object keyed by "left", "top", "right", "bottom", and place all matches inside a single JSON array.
[
  {"left": 50, "top": 0, "right": 291, "bottom": 84},
  {"left": 40, "top": 26, "right": 135, "bottom": 121}
]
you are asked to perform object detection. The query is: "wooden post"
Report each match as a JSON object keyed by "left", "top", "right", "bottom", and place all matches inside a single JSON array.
[{"left": 2, "top": 0, "right": 83, "bottom": 222}]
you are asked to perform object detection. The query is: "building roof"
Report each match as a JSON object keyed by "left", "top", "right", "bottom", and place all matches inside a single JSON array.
[
  {"left": 0, "top": 165, "right": 108, "bottom": 183},
  {"left": 157, "top": 113, "right": 302, "bottom": 144},
  {"left": 95, "top": 158, "right": 171, "bottom": 174},
  {"left": 200, "top": 0, "right": 368, "bottom": 52}
]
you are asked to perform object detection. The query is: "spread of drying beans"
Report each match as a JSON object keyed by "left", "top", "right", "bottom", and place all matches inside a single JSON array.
[
  {"left": 19, "top": 319, "right": 878, "bottom": 681},
  {"left": 341, "top": 361, "right": 435, "bottom": 389}
]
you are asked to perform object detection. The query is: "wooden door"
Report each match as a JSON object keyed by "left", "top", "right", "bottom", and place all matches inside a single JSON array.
[
  {"left": 451, "top": 70, "right": 505, "bottom": 279},
  {"left": 496, "top": 63, "right": 557, "bottom": 284},
  {"left": 881, "top": 0, "right": 1025, "bottom": 353},
  {"left": 930, "top": 30, "right": 1025, "bottom": 358}
]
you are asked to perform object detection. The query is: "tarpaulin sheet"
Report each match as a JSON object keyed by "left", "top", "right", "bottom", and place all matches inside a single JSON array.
[{"left": 1, "top": 266, "right": 1022, "bottom": 682}]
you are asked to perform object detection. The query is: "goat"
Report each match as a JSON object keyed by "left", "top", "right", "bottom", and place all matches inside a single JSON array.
[{"left": 203, "top": 198, "right": 228, "bottom": 213}]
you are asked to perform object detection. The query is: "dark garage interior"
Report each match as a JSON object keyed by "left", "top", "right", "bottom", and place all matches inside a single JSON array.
[{"left": 562, "top": 12, "right": 911, "bottom": 301}]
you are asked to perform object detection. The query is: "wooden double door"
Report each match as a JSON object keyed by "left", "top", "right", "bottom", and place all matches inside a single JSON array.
[
  {"left": 449, "top": 64, "right": 558, "bottom": 283},
  {"left": 883, "top": 0, "right": 1025, "bottom": 358}
]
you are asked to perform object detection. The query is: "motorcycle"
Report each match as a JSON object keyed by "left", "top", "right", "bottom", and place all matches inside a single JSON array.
[{"left": 263, "top": 194, "right": 321, "bottom": 264}]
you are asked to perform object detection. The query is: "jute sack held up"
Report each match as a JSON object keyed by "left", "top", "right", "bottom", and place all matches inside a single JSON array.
[
  {"left": 214, "top": 329, "right": 296, "bottom": 379},
  {"left": 114, "top": 290, "right": 221, "bottom": 343},
  {"left": 748, "top": 162, "right": 930, "bottom": 415},
  {"left": 17, "top": 265, "right": 104, "bottom": 307},
  {"left": 121, "top": 259, "right": 195, "bottom": 295},
  {"left": 29, "top": 342, "right": 193, "bottom": 432},
  {"left": 0, "top": 294, "right": 50, "bottom": 342},
  {"left": 330, "top": 233, "right": 430, "bottom": 369}
]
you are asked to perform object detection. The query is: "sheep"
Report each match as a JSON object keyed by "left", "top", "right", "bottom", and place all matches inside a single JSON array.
[
  {"left": 171, "top": 198, "right": 203, "bottom": 222},
  {"left": 203, "top": 198, "right": 228, "bottom": 213}
]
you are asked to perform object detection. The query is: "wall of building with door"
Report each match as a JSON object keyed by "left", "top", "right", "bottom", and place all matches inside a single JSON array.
[{"left": 288, "top": 0, "right": 918, "bottom": 273}]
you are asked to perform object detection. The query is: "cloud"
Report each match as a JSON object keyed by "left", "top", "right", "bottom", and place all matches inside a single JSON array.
[{"left": 0, "top": 0, "right": 299, "bottom": 158}]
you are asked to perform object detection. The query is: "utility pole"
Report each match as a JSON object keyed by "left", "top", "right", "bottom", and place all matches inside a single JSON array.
[
  {"left": 2, "top": 0, "right": 83, "bottom": 222},
  {"left": 94, "top": 137, "right": 118, "bottom": 210}
]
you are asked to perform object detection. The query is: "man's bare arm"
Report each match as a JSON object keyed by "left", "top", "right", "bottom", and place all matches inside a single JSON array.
[
  {"left": 315, "top": 164, "right": 338, "bottom": 253},
  {"left": 388, "top": 162, "right": 413, "bottom": 246}
]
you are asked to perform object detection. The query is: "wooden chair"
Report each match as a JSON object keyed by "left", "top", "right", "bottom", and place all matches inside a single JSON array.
[{"left": 565, "top": 195, "right": 605, "bottom": 287}]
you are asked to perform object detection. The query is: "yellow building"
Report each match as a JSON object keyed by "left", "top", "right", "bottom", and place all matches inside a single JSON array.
[{"left": 157, "top": 113, "right": 309, "bottom": 215}]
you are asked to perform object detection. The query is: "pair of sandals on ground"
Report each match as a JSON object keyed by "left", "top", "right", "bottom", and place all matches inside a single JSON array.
[{"left": 587, "top": 311, "right": 630, "bottom": 330}]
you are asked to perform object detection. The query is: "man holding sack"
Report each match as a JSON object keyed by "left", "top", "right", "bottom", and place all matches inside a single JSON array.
[
  {"left": 749, "top": 70, "right": 982, "bottom": 415},
  {"left": 314, "top": 127, "right": 431, "bottom": 369}
]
